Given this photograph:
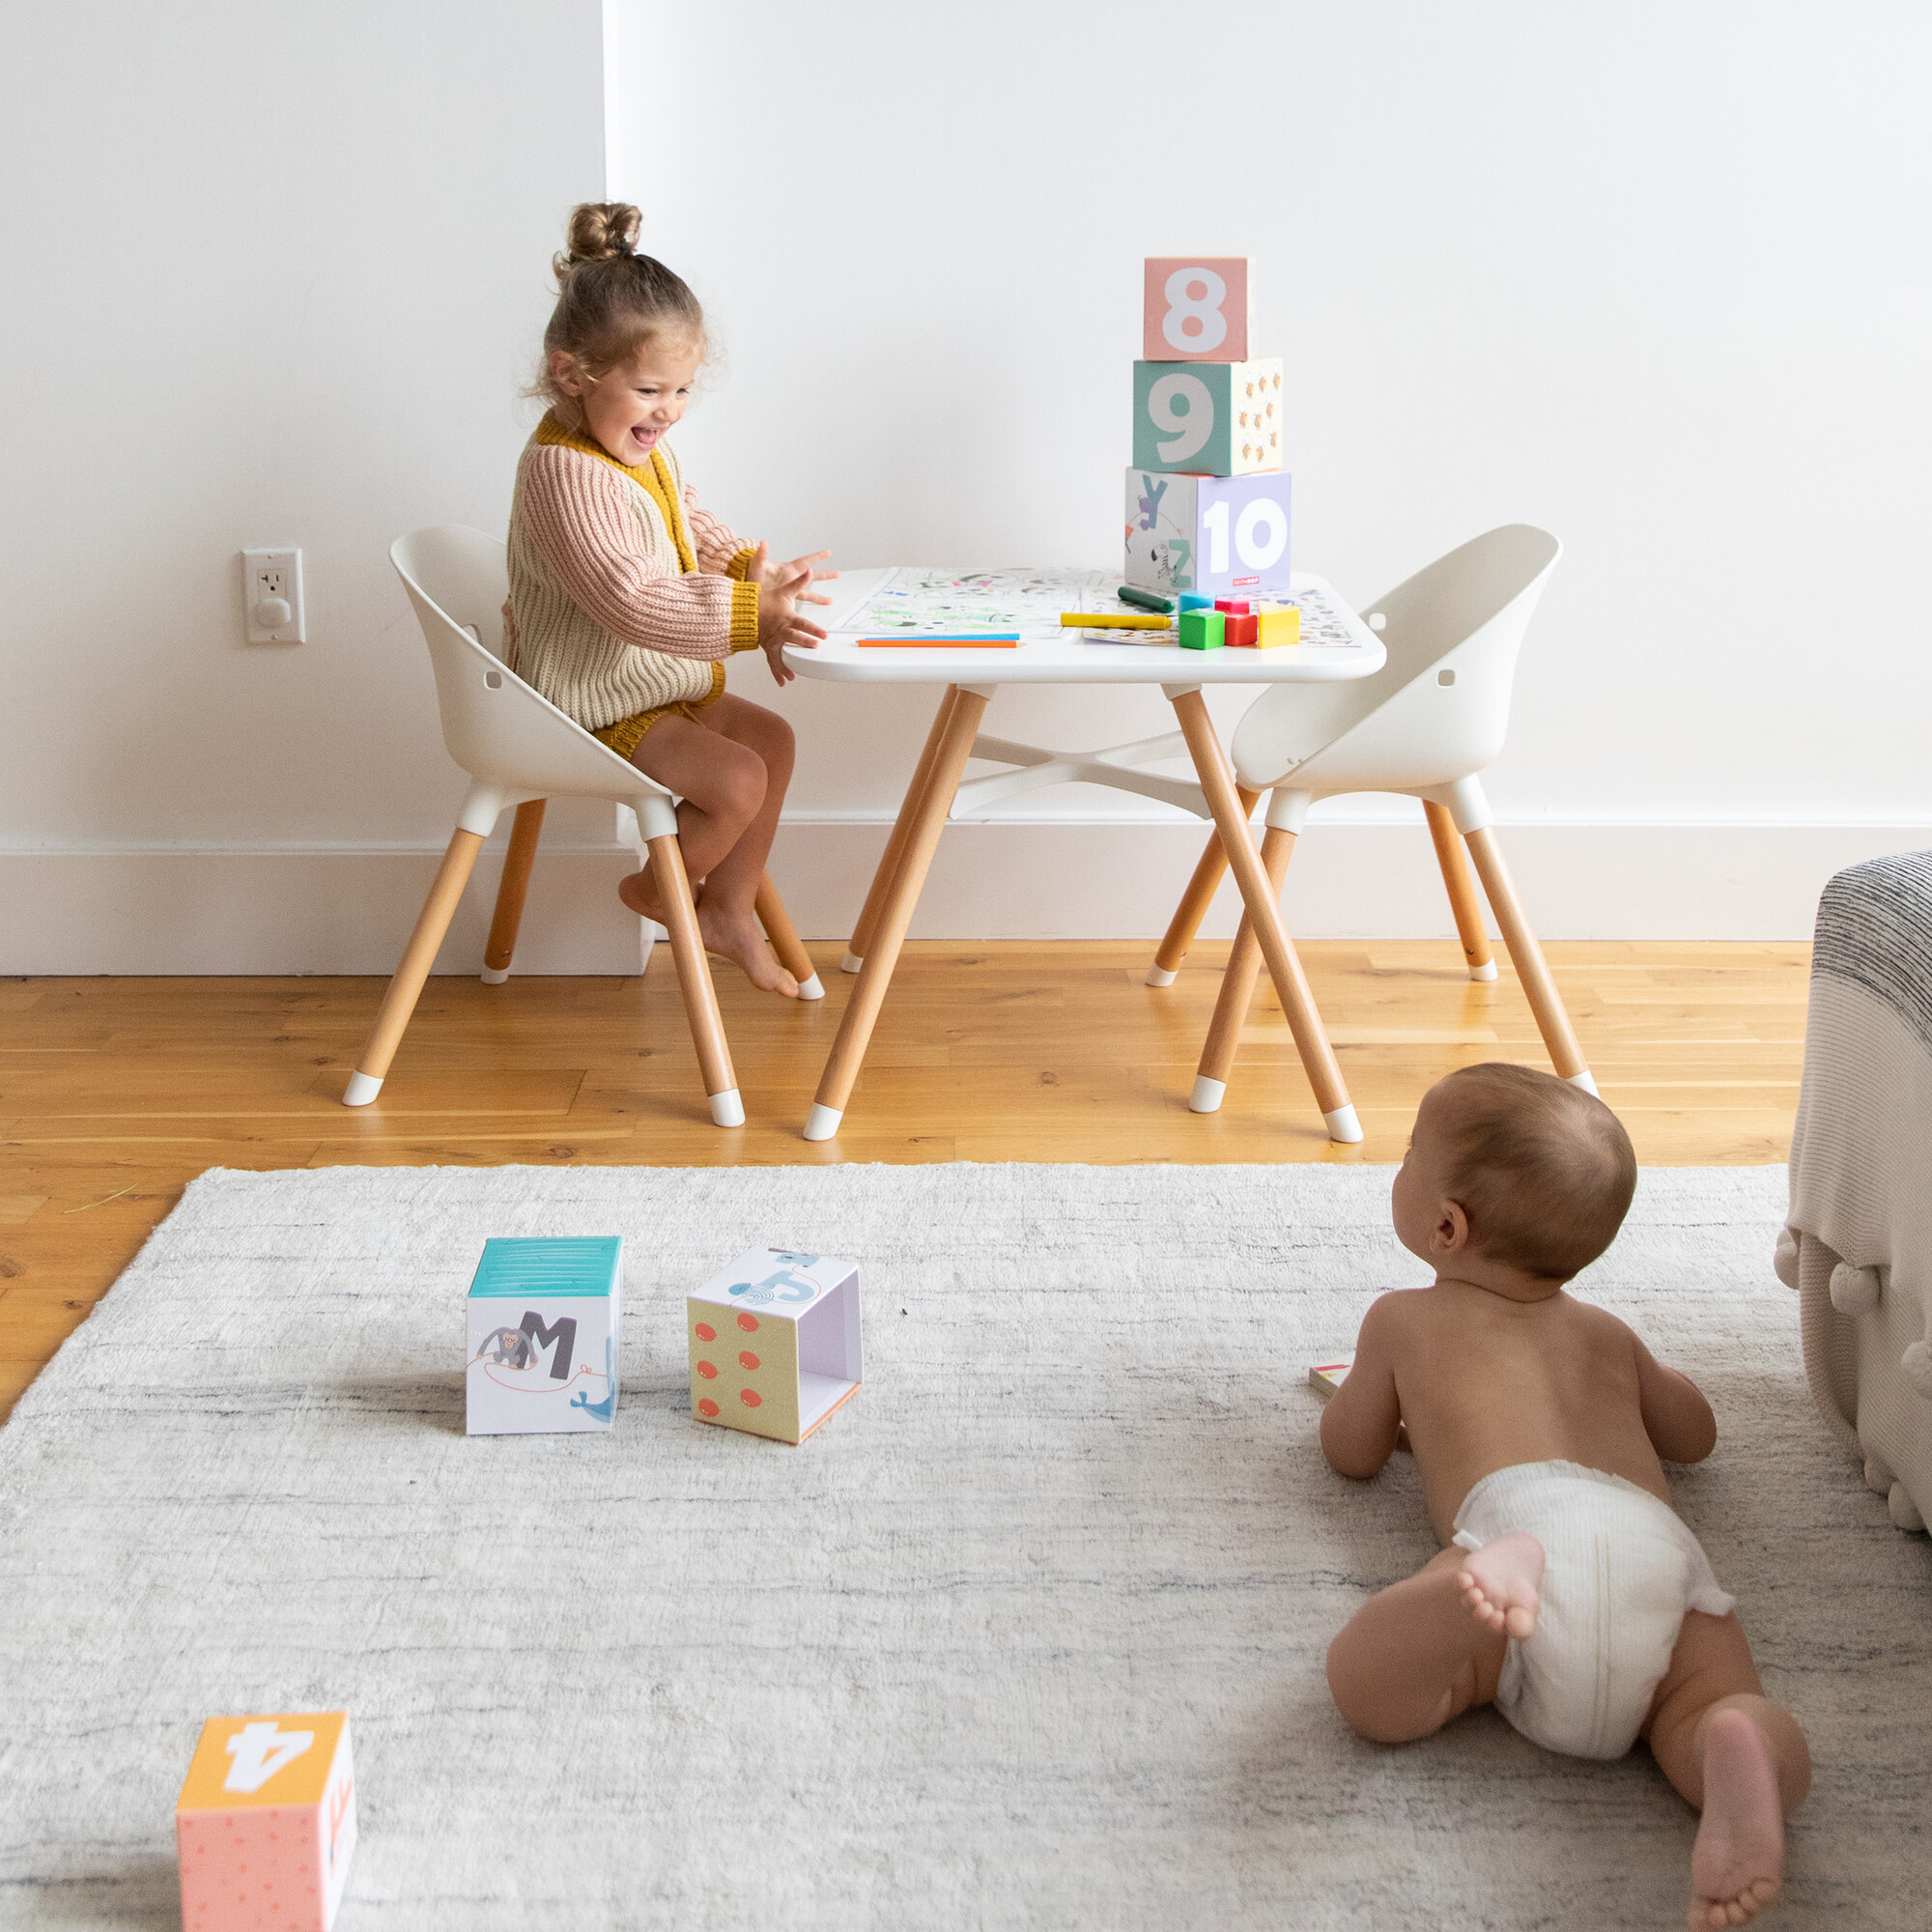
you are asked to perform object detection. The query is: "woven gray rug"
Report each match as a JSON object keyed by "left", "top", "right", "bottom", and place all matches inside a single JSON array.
[{"left": 2, "top": 1163, "right": 1926, "bottom": 1930}]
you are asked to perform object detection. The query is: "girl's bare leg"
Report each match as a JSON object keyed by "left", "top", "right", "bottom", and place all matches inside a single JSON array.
[
  {"left": 1642, "top": 1611, "right": 1810, "bottom": 1931},
  {"left": 619, "top": 698, "right": 800, "bottom": 995},
  {"left": 1325, "top": 1546, "right": 1508, "bottom": 1744}
]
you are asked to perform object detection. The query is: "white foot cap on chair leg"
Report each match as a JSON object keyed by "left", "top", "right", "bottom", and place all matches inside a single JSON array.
[
  {"left": 1566, "top": 1069, "right": 1600, "bottom": 1096},
  {"left": 1145, "top": 964, "right": 1179, "bottom": 987},
  {"left": 1189, "top": 1075, "right": 1226, "bottom": 1114},
  {"left": 804, "top": 1102, "right": 843, "bottom": 1142},
  {"left": 1324, "top": 1104, "right": 1365, "bottom": 1144},
  {"left": 1468, "top": 960, "right": 1499, "bottom": 981},
  {"left": 840, "top": 951, "right": 864, "bottom": 975},
  {"left": 709, "top": 1088, "right": 746, "bottom": 1128},
  {"left": 796, "top": 973, "right": 825, "bottom": 1001},
  {"left": 479, "top": 964, "right": 510, "bottom": 985},
  {"left": 342, "top": 1070, "right": 384, "bottom": 1108}
]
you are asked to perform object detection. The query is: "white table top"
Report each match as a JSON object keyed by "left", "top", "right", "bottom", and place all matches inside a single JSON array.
[{"left": 783, "top": 567, "right": 1385, "bottom": 685}]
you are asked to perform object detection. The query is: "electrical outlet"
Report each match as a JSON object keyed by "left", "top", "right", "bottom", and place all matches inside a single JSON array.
[{"left": 242, "top": 547, "right": 304, "bottom": 643}]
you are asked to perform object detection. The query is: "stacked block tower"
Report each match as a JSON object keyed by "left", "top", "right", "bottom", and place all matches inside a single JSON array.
[{"left": 1123, "top": 257, "right": 1298, "bottom": 648}]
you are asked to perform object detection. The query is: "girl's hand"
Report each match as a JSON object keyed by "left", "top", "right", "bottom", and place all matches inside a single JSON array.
[
  {"left": 749, "top": 541, "right": 838, "bottom": 608},
  {"left": 755, "top": 553, "right": 829, "bottom": 686}
]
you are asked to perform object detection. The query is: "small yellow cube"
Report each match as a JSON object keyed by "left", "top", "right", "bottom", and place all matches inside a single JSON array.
[{"left": 1257, "top": 604, "right": 1301, "bottom": 649}]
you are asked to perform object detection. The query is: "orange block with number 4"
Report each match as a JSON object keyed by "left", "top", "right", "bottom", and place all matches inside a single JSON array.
[{"left": 177, "top": 1712, "right": 356, "bottom": 1932}]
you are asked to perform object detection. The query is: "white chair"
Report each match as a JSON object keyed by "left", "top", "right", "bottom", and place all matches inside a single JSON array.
[
  {"left": 343, "top": 526, "right": 822, "bottom": 1125},
  {"left": 1148, "top": 524, "right": 1595, "bottom": 1112}
]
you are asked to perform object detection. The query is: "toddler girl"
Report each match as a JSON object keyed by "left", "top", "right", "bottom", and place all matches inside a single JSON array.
[{"left": 507, "top": 202, "right": 835, "bottom": 995}]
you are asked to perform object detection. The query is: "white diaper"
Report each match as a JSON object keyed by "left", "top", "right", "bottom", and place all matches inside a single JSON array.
[{"left": 1452, "top": 1459, "right": 1735, "bottom": 1760}]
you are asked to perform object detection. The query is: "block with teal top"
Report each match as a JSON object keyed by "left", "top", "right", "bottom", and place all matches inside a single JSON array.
[
  {"left": 466, "top": 1236, "right": 622, "bottom": 1435},
  {"left": 1179, "top": 593, "right": 1213, "bottom": 612},
  {"left": 1179, "top": 609, "right": 1226, "bottom": 650}
]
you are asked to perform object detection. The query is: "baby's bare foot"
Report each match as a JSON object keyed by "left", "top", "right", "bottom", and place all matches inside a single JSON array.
[
  {"left": 616, "top": 867, "right": 667, "bottom": 925},
  {"left": 1457, "top": 1531, "right": 1544, "bottom": 1639},
  {"left": 1687, "top": 1707, "right": 1784, "bottom": 1929},
  {"left": 698, "top": 905, "right": 798, "bottom": 998}
]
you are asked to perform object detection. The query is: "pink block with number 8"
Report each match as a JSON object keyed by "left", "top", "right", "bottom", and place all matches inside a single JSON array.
[{"left": 1144, "top": 257, "right": 1251, "bottom": 363}]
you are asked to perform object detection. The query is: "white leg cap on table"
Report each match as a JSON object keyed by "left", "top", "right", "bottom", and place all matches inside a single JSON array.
[
  {"left": 796, "top": 973, "right": 825, "bottom": 1001},
  {"left": 1468, "top": 960, "right": 1499, "bottom": 981},
  {"left": 342, "top": 1070, "right": 384, "bottom": 1108},
  {"left": 840, "top": 951, "right": 864, "bottom": 975},
  {"left": 804, "top": 1102, "right": 843, "bottom": 1142},
  {"left": 1566, "top": 1069, "right": 1600, "bottom": 1096},
  {"left": 1189, "top": 1075, "right": 1227, "bottom": 1114},
  {"left": 709, "top": 1089, "right": 746, "bottom": 1128},
  {"left": 479, "top": 964, "right": 510, "bottom": 985},
  {"left": 1145, "top": 964, "right": 1179, "bottom": 987},
  {"left": 1324, "top": 1104, "right": 1365, "bottom": 1144}
]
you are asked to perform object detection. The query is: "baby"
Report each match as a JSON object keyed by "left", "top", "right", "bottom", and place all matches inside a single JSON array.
[{"left": 1321, "top": 1064, "right": 1810, "bottom": 1930}]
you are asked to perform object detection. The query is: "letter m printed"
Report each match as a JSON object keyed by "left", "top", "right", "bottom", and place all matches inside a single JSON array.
[{"left": 519, "top": 1310, "right": 578, "bottom": 1380}]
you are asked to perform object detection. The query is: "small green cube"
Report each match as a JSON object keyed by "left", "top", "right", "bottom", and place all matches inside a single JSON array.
[{"left": 1179, "top": 609, "right": 1226, "bottom": 651}]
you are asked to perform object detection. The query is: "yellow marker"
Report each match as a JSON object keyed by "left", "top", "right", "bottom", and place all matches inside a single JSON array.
[{"left": 1060, "top": 612, "right": 1172, "bottom": 630}]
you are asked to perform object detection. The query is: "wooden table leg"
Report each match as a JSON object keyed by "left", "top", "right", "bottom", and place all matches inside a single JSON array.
[
  {"left": 1189, "top": 823, "right": 1298, "bottom": 1111},
  {"left": 843, "top": 687, "right": 961, "bottom": 973},
  {"left": 344, "top": 827, "right": 486, "bottom": 1105},
  {"left": 1424, "top": 799, "right": 1496, "bottom": 981},
  {"left": 481, "top": 798, "right": 546, "bottom": 984},
  {"left": 1463, "top": 827, "right": 1594, "bottom": 1091},
  {"left": 805, "top": 687, "right": 990, "bottom": 1140},
  {"left": 649, "top": 830, "right": 745, "bottom": 1126},
  {"left": 755, "top": 873, "right": 824, "bottom": 1000},
  {"left": 1145, "top": 786, "right": 1259, "bottom": 986},
  {"left": 1168, "top": 689, "right": 1360, "bottom": 1143}
]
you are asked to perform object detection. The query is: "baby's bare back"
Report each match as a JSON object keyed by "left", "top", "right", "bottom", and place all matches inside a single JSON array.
[{"left": 1385, "top": 1283, "right": 1670, "bottom": 1541}]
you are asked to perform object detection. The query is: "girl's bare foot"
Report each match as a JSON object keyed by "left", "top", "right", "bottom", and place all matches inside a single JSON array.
[
  {"left": 1457, "top": 1531, "right": 1544, "bottom": 1639},
  {"left": 1687, "top": 1707, "right": 1784, "bottom": 1928},
  {"left": 616, "top": 868, "right": 667, "bottom": 925},
  {"left": 697, "top": 903, "right": 798, "bottom": 997}
]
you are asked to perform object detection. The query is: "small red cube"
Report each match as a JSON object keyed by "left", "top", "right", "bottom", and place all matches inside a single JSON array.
[
  {"left": 1223, "top": 611, "right": 1261, "bottom": 647},
  {"left": 1213, "top": 598, "right": 1253, "bottom": 615}
]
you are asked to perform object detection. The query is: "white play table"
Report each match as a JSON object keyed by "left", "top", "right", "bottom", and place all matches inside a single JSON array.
[{"left": 783, "top": 567, "right": 1386, "bottom": 1145}]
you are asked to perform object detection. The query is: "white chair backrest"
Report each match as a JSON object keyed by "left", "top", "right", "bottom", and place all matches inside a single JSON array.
[
  {"left": 1231, "top": 525, "right": 1562, "bottom": 795},
  {"left": 390, "top": 526, "right": 664, "bottom": 804}
]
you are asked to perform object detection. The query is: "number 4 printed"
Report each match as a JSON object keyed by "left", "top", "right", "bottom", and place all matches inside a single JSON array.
[{"left": 223, "top": 1719, "right": 315, "bottom": 1794}]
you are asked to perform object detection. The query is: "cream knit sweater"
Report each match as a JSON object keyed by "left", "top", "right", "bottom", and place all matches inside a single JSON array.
[{"left": 507, "top": 412, "right": 760, "bottom": 731}]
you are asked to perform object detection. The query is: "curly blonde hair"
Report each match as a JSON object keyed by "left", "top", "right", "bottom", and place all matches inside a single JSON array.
[{"left": 534, "top": 203, "right": 706, "bottom": 405}]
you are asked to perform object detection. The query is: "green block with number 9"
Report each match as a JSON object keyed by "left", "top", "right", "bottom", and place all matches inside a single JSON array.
[{"left": 1132, "top": 357, "right": 1284, "bottom": 476}]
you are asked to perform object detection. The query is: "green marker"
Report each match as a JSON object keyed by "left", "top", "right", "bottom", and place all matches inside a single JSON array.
[{"left": 1117, "top": 584, "right": 1175, "bottom": 614}]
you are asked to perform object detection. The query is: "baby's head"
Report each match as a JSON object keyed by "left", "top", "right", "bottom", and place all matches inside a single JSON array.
[
  {"left": 537, "top": 202, "right": 707, "bottom": 465},
  {"left": 1393, "top": 1063, "right": 1636, "bottom": 1288}
]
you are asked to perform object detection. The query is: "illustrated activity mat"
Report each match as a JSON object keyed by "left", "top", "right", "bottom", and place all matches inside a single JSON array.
[{"left": 822, "top": 566, "right": 1371, "bottom": 661}]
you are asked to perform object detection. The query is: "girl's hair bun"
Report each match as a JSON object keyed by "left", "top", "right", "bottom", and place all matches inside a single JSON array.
[{"left": 560, "top": 202, "right": 642, "bottom": 269}]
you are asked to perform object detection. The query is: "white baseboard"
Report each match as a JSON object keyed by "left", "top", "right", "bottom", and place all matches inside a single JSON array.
[{"left": 3, "top": 820, "right": 1926, "bottom": 974}]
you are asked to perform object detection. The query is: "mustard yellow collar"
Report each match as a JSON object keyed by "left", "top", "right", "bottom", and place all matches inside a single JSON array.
[{"left": 533, "top": 410, "right": 695, "bottom": 571}]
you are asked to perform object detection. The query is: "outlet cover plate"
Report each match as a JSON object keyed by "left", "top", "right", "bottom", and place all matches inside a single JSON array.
[{"left": 242, "top": 546, "right": 304, "bottom": 643}]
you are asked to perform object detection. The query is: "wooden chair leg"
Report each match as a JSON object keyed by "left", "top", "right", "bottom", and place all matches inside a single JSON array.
[
  {"left": 1463, "top": 826, "right": 1594, "bottom": 1090},
  {"left": 806, "top": 688, "right": 990, "bottom": 1140},
  {"left": 1170, "top": 690, "right": 1359, "bottom": 1142},
  {"left": 344, "top": 827, "right": 486, "bottom": 1105},
  {"left": 482, "top": 799, "right": 546, "bottom": 983},
  {"left": 1423, "top": 799, "right": 1495, "bottom": 980},
  {"left": 1189, "top": 825, "right": 1298, "bottom": 1111},
  {"left": 1146, "top": 786, "right": 1260, "bottom": 985},
  {"left": 845, "top": 687, "right": 960, "bottom": 972},
  {"left": 648, "top": 830, "right": 744, "bottom": 1126},
  {"left": 754, "top": 873, "right": 823, "bottom": 1000}
]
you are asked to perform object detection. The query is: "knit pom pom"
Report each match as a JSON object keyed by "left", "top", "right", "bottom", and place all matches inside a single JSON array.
[{"left": 1829, "top": 1262, "right": 1882, "bottom": 1316}]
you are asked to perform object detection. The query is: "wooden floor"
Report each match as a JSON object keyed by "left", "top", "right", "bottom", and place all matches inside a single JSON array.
[{"left": 0, "top": 939, "right": 1808, "bottom": 1422}]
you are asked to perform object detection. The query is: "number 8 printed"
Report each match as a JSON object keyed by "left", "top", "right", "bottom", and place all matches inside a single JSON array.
[
  {"left": 1148, "top": 373, "right": 1213, "bottom": 464},
  {"left": 1162, "top": 268, "right": 1228, "bottom": 355}
]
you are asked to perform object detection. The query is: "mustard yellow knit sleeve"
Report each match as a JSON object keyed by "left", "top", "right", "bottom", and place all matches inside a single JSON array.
[
  {"left": 729, "top": 581, "right": 760, "bottom": 651},
  {"left": 725, "top": 546, "right": 758, "bottom": 582}
]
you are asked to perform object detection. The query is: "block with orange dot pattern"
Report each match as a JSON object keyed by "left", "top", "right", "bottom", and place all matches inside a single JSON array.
[
  {"left": 688, "top": 1248, "right": 863, "bottom": 1445},
  {"left": 176, "top": 1712, "right": 356, "bottom": 1932}
]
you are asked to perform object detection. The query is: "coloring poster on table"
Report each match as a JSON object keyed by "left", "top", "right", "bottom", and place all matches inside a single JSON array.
[{"left": 831, "top": 567, "right": 1124, "bottom": 639}]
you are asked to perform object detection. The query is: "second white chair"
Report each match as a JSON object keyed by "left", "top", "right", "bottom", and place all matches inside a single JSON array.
[
  {"left": 1149, "top": 523, "right": 1596, "bottom": 1113},
  {"left": 343, "top": 526, "right": 821, "bottom": 1126}
]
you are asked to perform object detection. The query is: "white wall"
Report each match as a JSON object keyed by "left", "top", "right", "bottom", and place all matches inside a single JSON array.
[{"left": 5, "top": 1, "right": 1929, "bottom": 971}]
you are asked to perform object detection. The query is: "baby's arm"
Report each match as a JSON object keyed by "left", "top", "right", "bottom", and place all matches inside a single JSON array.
[
  {"left": 1633, "top": 1331, "right": 1718, "bottom": 1463},
  {"left": 1320, "top": 1294, "right": 1406, "bottom": 1480},
  {"left": 683, "top": 488, "right": 759, "bottom": 582}
]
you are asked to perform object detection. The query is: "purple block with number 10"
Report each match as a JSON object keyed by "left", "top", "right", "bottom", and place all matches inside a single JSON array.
[{"left": 1122, "top": 467, "right": 1293, "bottom": 601}]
